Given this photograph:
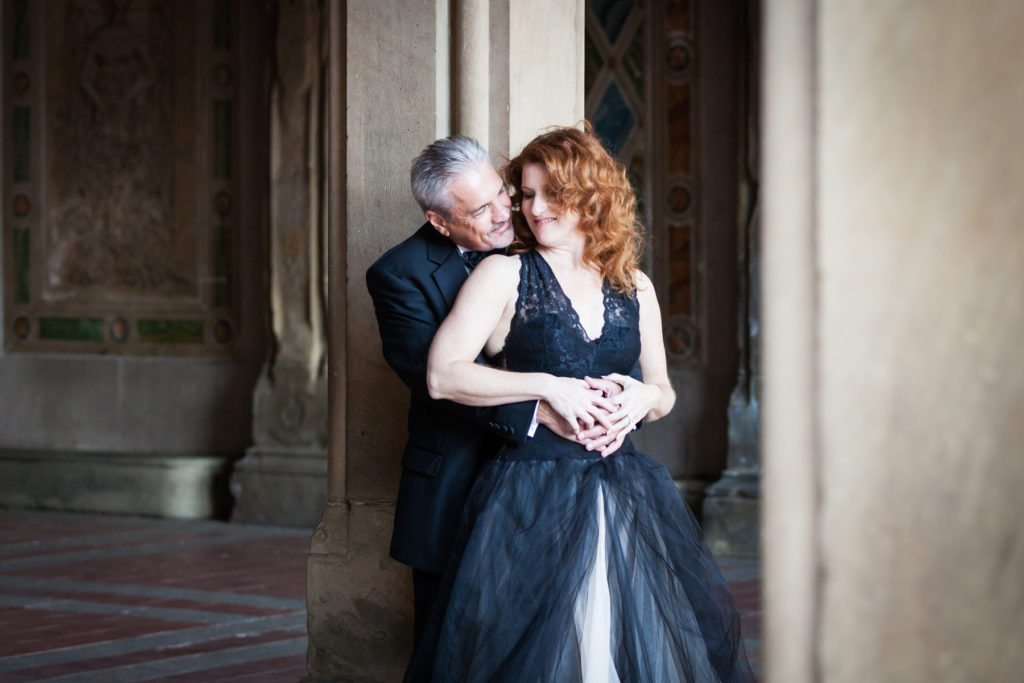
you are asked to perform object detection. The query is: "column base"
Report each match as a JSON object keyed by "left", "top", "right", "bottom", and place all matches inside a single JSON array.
[
  {"left": 306, "top": 500, "right": 412, "bottom": 682},
  {"left": 702, "top": 470, "right": 761, "bottom": 557},
  {"left": 230, "top": 446, "right": 327, "bottom": 526},
  {"left": 0, "top": 448, "right": 232, "bottom": 518}
]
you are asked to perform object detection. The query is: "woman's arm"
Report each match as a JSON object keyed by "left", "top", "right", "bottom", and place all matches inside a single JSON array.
[
  {"left": 427, "top": 255, "right": 616, "bottom": 430},
  {"left": 601, "top": 271, "right": 676, "bottom": 435}
]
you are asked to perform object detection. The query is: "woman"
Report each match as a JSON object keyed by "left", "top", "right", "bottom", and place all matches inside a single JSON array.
[{"left": 411, "top": 126, "right": 753, "bottom": 682}]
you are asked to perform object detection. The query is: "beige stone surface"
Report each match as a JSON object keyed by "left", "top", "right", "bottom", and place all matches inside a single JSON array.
[
  {"left": 307, "top": 0, "right": 448, "bottom": 678},
  {"left": 500, "top": 0, "right": 585, "bottom": 155},
  {"left": 344, "top": 0, "right": 446, "bottom": 504},
  {"left": 764, "top": 1, "right": 1024, "bottom": 681},
  {"left": 817, "top": 2, "right": 1024, "bottom": 680},
  {"left": 307, "top": 503, "right": 411, "bottom": 681},
  {"left": 453, "top": 0, "right": 488, "bottom": 146}
]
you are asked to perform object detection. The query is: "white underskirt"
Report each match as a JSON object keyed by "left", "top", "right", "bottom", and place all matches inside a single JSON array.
[{"left": 574, "top": 485, "right": 621, "bottom": 683}]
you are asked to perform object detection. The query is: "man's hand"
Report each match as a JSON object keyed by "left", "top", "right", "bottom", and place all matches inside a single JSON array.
[
  {"left": 535, "top": 400, "right": 580, "bottom": 440},
  {"left": 537, "top": 399, "right": 630, "bottom": 458}
]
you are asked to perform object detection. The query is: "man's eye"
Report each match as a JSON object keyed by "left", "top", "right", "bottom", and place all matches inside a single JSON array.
[{"left": 472, "top": 208, "right": 486, "bottom": 217}]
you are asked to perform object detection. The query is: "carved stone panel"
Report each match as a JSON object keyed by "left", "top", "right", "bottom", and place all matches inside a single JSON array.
[{"left": 3, "top": 0, "right": 241, "bottom": 355}]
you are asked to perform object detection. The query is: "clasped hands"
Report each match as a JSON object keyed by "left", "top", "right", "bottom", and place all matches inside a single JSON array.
[{"left": 538, "top": 373, "right": 658, "bottom": 457}]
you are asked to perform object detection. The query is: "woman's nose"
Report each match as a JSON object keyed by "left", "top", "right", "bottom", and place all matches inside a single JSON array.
[{"left": 531, "top": 195, "right": 547, "bottom": 215}]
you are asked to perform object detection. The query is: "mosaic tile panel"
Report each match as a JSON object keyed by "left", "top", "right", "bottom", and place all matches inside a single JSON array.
[
  {"left": 137, "top": 319, "right": 204, "bottom": 344},
  {"left": 3, "top": 0, "right": 241, "bottom": 356},
  {"left": 586, "top": 0, "right": 642, "bottom": 166},
  {"left": 12, "top": 0, "right": 29, "bottom": 60},
  {"left": 214, "top": 0, "right": 232, "bottom": 50},
  {"left": 591, "top": 0, "right": 633, "bottom": 46},
  {"left": 585, "top": 31, "right": 604, "bottom": 94},
  {"left": 668, "top": 223, "right": 693, "bottom": 317},
  {"left": 38, "top": 317, "right": 103, "bottom": 342},
  {"left": 586, "top": 0, "right": 699, "bottom": 367},
  {"left": 214, "top": 99, "right": 233, "bottom": 180},
  {"left": 622, "top": 20, "right": 645, "bottom": 101},
  {"left": 668, "top": 0, "right": 692, "bottom": 32},
  {"left": 668, "top": 82, "right": 693, "bottom": 174},
  {"left": 13, "top": 229, "right": 30, "bottom": 304},
  {"left": 592, "top": 80, "right": 635, "bottom": 157},
  {"left": 12, "top": 106, "right": 29, "bottom": 182},
  {"left": 214, "top": 223, "right": 231, "bottom": 308}
]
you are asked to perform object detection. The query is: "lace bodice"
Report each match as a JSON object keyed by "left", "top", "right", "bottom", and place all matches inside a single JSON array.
[{"left": 499, "top": 251, "right": 640, "bottom": 380}]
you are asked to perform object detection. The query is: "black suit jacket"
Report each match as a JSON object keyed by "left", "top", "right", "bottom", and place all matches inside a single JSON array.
[{"left": 366, "top": 222, "right": 536, "bottom": 573}]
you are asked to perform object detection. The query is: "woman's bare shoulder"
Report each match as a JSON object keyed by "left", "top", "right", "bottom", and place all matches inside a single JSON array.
[
  {"left": 463, "top": 253, "right": 521, "bottom": 292},
  {"left": 635, "top": 269, "right": 654, "bottom": 292},
  {"left": 470, "top": 253, "right": 520, "bottom": 277}
]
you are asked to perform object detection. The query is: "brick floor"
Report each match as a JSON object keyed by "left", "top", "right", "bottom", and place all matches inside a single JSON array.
[{"left": 0, "top": 509, "right": 762, "bottom": 681}]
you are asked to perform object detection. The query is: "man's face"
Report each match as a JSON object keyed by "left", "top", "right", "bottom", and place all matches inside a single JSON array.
[{"left": 427, "top": 162, "right": 514, "bottom": 252}]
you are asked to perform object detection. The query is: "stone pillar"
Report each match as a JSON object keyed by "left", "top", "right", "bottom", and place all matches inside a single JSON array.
[
  {"left": 231, "top": 0, "right": 328, "bottom": 527},
  {"left": 305, "top": 1, "right": 584, "bottom": 680},
  {"left": 763, "top": 1, "right": 1024, "bottom": 681},
  {"left": 489, "top": 0, "right": 585, "bottom": 157},
  {"left": 307, "top": 0, "right": 449, "bottom": 680},
  {"left": 453, "top": 0, "right": 488, "bottom": 145},
  {"left": 703, "top": 0, "right": 761, "bottom": 558}
]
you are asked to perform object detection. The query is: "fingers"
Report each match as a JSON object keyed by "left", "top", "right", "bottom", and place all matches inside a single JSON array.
[
  {"left": 587, "top": 406, "right": 617, "bottom": 430},
  {"left": 602, "top": 373, "right": 633, "bottom": 386},
  {"left": 582, "top": 430, "right": 617, "bottom": 451},
  {"left": 609, "top": 414, "right": 632, "bottom": 434},
  {"left": 600, "top": 428, "right": 629, "bottom": 457},
  {"left": 576, "top": 424, "right": 606, "bottom": 441},
  {"left": 588, "top": 395, "right": 618, "bottom": 414},
  {"left": 584, "top": 376, "right": 620, "bottom": 398}
]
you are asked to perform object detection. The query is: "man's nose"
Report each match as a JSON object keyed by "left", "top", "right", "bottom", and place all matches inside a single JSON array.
[{"left": 493, "top": 198, "right": 511, "bottom": 221}]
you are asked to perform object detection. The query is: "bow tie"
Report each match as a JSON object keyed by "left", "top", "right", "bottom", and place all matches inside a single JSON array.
[{"left": 461, "top": 250, "right": 488, "bottom": 271}]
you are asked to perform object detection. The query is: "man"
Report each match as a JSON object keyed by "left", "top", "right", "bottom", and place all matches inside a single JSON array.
[{"left": 366, "top": 136, "right": 623, "bottom": 650}]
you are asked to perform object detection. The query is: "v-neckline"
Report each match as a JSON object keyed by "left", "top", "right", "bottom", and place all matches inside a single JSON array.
[{"left": 534, "top": 252, "right": 608, "bottom": 344}]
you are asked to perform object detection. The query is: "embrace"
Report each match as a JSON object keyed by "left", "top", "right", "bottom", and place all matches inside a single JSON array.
[{"left": 367, "top": 126, "right": 753, "bottom": 682}]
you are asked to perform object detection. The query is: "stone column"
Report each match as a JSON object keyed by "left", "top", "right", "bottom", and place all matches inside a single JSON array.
[
  {"left": 306, "top": 1, "right": 584, "bottom": 680},
  {"left": 307, "top": 0, "right": 450, "bottom": 680},
  {"left": 489, "top": 0, "right": 585, "bottom": 156},
  {"left": 231, "top": 0, "right": 328, "bottom": 527},
  {"left": 453, "top": 0, "right": 488, "bottom": 145},
  {"left": 703, "top": 0, "right": 762, "bottom": 558},
  {"left": 763, "top": 1, "right": 1024, "bottom": 681}
]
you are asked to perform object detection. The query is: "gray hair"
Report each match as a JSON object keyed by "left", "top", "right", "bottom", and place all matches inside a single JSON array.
[{"left": 410, "top": 135, "right": 492, "bottom": 218}]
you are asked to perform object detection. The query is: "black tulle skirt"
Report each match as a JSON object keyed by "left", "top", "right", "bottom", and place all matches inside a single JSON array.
[{"left": 407, "top": 434, "right": 755, "bottom": 683}]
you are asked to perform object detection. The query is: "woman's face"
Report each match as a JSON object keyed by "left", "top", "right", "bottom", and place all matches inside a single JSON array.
[{"left": 520, "top": 163, "right": 581, "bottom": 247}]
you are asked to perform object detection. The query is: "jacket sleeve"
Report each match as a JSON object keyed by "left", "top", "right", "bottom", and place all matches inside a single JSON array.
[{"left": 366, "top": 263, "right": 536, "bottom": 443}]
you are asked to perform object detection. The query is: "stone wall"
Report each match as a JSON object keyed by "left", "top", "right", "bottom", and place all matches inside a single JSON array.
[
  {"left": 763, "top": 1, "right": 1024, "bottom": 680},
  {"left": 0, "top": 0, "right": 270, "bottom": 518}
]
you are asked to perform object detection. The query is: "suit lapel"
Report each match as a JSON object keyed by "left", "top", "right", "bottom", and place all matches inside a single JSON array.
[
  {"left": 431, "top": 250, "right": 467, "bottom": 310},
  {"left": 422, "top": 223, "right": 467, "bottom": 310}
]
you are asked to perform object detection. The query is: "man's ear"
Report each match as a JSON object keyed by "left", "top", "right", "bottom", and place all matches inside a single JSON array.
[{"left": 425, "top": 210, "right": 450, "bottom": 238}]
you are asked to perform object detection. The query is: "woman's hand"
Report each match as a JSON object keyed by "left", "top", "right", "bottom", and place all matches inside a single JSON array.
[
  {"left": 600, "top": 373, "right": 660, "bottom": 435},
  {"left": 542, "top": 376, "right": 618, "bottom": 434}
]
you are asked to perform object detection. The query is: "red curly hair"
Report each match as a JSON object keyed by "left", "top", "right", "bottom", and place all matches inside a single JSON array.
[{"left": 503, "top": 124, "right": 643, "bottom": 293}]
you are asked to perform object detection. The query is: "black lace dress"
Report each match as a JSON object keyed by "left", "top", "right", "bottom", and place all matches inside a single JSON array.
[{"left": 408, "top": 251, "right": 754, "bottom": 683}]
